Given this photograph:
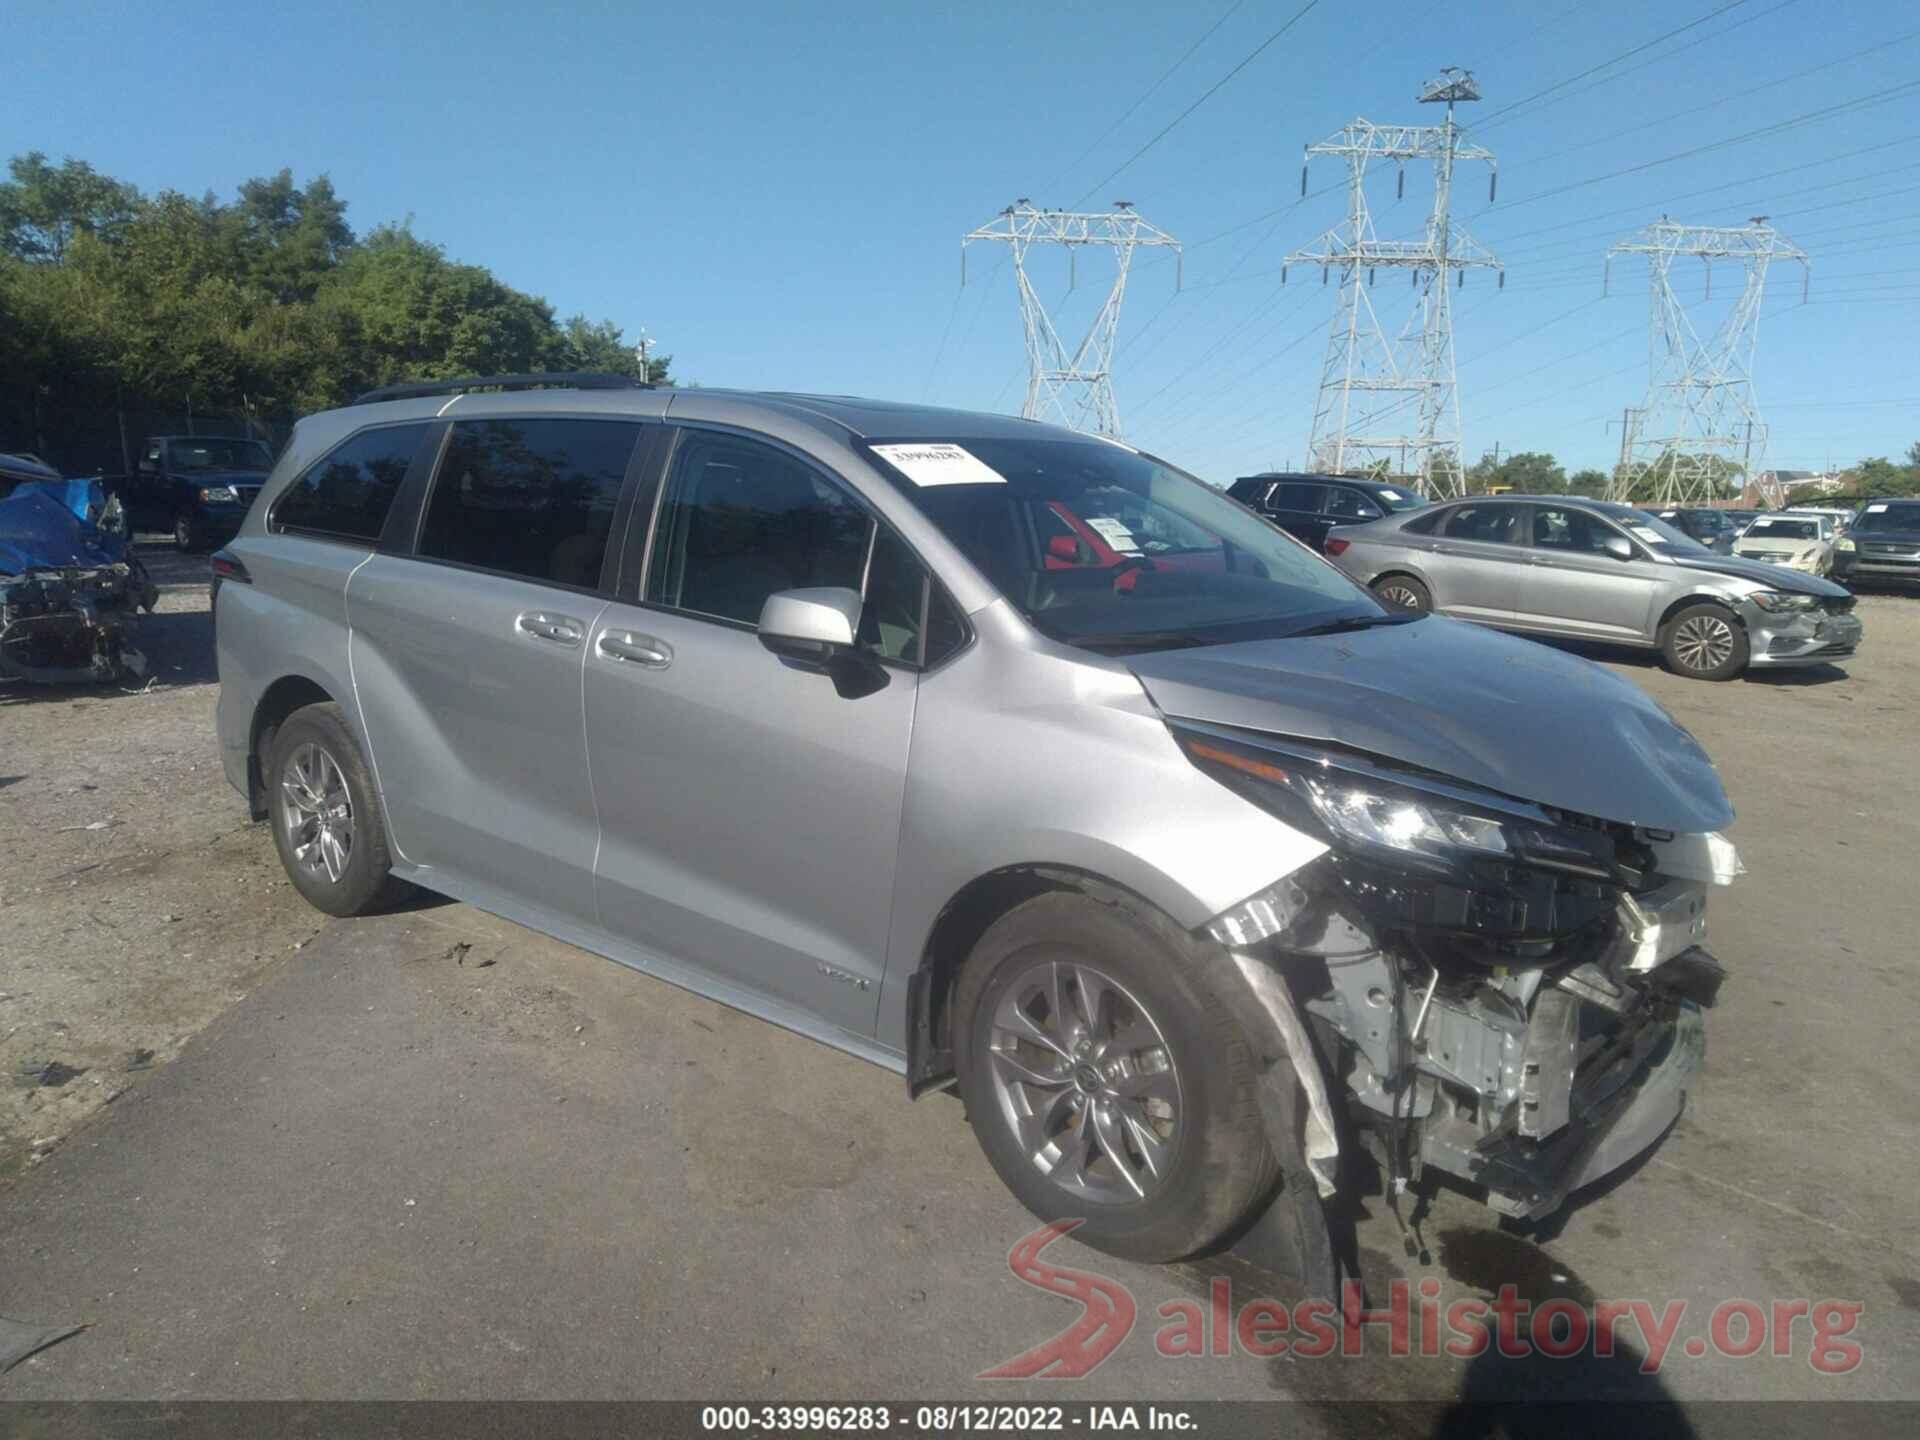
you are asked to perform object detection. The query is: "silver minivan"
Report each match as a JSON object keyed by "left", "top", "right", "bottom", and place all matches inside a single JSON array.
[{"left": 216, "top": 377, "right": 1739, "bottom": 1282}]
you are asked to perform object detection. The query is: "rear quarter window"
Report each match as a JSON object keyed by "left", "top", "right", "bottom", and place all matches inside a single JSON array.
[{"left": 272, "top": 423, "right": 432, "bottom": 542}]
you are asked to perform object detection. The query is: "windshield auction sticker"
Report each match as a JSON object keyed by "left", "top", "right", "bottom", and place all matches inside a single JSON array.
[{"left": 871, "top": 443, "right": 1006, "bottom": 487}]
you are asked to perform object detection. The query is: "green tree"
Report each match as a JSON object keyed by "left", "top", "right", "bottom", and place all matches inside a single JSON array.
[
  {"left": 2, "top": 151, "right": 671, "bottom": 466},
  {"left": 1567, "top": 468, "right": 1610, "bottom": 497},
  {"left": 1849, "top": 457, "right": 1920, "bottom": 497},
  {"left": 0, "top": 152, "right": 141, "bottom": 262},
  {"left": 1466, "top": 449, "right": 1566, "bottom": 494}
]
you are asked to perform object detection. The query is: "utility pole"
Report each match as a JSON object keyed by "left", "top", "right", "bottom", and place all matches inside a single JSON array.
[
  {"left": 1604, "top": 217, "right": 1808, "bottom": 507},
  {"left": 963, "top": 200, "right": 1181, "bottom": 437},
  {"left": 633, "top": 329, "right": 654, "bottom": 381},
  {"left": 1286, "top": 68, "right": 1503, "bottom": 498}
]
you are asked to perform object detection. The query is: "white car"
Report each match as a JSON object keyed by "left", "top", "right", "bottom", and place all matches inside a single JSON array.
[{"left": 1734, "top": 513, "right": 1836, "bottom": 575}]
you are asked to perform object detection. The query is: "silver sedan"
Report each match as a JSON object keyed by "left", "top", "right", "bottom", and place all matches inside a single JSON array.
[{"left": 1325, "top": 495, "right": 1861, "bottom": 680}]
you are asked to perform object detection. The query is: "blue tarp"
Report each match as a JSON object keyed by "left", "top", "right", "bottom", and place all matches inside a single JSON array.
[
  {"left": 0, "top": 489, "right": 126, "bottom": 575},
  {"left": 9, "top": 478, "right": 105, "bottom": 524}
]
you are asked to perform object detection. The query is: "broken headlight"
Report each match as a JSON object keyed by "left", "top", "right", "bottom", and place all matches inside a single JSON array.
[
  {"left": 1749, "top": 590, "right": 1819, "bottom": 613},
  {"left": 1172, "top": 723, "right": 1615, "bottom": 883}
]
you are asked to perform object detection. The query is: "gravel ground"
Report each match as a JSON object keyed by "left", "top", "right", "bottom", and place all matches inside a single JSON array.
[{"left": 0, "top": 543, "right": 324, "bottom": 1179}]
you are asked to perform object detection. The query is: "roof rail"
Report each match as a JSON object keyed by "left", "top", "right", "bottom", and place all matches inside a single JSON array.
[{"left": 351, "top": 372, "right": 655, "bottom": 405}]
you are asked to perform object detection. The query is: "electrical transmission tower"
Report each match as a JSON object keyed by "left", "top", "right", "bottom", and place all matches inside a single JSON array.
[
  {"left": 1605, "top": 217, "right": 1809, "bottom": 507},
  {"left": 962, "top": 200, "right": 1181, "bottom": 436},
  {"left": 1286, "top": 68, "right": 1503, "bottom": 497}
]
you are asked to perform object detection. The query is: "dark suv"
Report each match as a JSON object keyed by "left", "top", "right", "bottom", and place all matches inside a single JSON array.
[
  {"left": 1227, "top": 472, "right": 1427, "bottom": 552},
  {"left": 1836, "top": 498, "right": 1920, "bottom": 586}
]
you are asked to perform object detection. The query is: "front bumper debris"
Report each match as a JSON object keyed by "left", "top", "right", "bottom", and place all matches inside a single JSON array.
[
  {"left": 0, "top": 561, "right": 159, "bottom": 684},
  {"left": 1742, "top": 596, "right": 1861, "bottom": 666},
  {"left": 1230, "top": 838, "right": 1730, "bottom": 1223}
]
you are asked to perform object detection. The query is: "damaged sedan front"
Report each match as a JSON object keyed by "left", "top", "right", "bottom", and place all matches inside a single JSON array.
[{"left": 0, "top": 487, "right": 158, "bottom": 684}]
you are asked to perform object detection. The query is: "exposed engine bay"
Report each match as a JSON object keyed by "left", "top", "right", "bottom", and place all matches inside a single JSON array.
[
  {"left": 1177, "top": 721, "right": 1740, "bottom": 1223},
  {"left": 0, "top": 487, "right": 159, "bottom": 685}
]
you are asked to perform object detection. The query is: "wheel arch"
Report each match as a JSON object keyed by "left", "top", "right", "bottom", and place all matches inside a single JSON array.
[
  {"left": 1656, "top": 591, "right": 1747, "bottom": 636},
  {"left": 247, "top": 674, "right": 337, "bottom": 818},
  {"left": 905, "top": 864, "right": 1179, "bottom": 1100}
]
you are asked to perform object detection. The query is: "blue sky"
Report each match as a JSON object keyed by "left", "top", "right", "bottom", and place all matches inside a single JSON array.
[{"left": 10, "top": 0, "right": 1920, "bottom": 481}]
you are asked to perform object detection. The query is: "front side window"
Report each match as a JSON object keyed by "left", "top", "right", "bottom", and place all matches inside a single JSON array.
[
  {"left": 1441, "top": 503, "right": 1523, "bottom": 544},
  {"left": 1323, "top": 486, "right": 1381, "bottom": 520},
  {"left": 648, "top": 431, "right": 963, "bottom": 666},
  {"left": 1529, "top": 505, "right": 1623, "bottom": 554},
  {"left": 273, "top": 422, "right": 429, "bottom": 542},
  {"left": 864, "top": 437, "right": 1378, "bottom": 654},
  {"left": 417, "top": 417, "right": 639, "bottom": 588}
]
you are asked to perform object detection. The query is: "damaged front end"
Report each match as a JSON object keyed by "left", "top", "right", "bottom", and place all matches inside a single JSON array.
[
  {"left": 1176, "top": 721, "right": 1736, "bottom": 1223},
  {"left": 0, "top": 490, "right": 158, "bottom": 685}
]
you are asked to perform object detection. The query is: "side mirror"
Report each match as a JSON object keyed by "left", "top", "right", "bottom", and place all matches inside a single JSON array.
[
  {"left": 1354, "top": 506, "right": 1381, "bottom": 521},
  {"left": 757, "top": 586, "right": 888, "bottom": 698},
  {"left": 1047, "top": 534, "right": 1080, "bottom": 562},
  {"left": 1601, "top": 535, "right": 1635, "bottom": 561},
  {"left": 757, "top": 586, "right": 862, "bottom": 660}
]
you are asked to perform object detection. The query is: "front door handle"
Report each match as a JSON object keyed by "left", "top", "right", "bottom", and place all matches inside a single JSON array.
[
  {"left": 515, "top": 611, "right": 586, "bottom": 647},
  {"left": 597, "top": 629, "right": 673, "bottom": 668}
]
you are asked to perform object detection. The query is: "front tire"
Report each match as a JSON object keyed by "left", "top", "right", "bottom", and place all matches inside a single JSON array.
[
  {"left": 173, "top": 515, "right": 199, "bottom": 552},
  {"left": 266, "top": 702, "right": 404, "bottom": 917},
  {"left": 1660, "top": 602, "right": 1748, "bottom": 681},
  {"left": 954, "top": 892, "right": 1280, "bottom": 1263}
]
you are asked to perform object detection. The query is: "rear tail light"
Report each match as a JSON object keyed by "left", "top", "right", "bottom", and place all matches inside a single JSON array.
[
  {"left": 209, "top": 550, "right": 251, "bottom": 585},
  {"left": 1325, "top": 537, "right": 1351, "bottom": 557}
]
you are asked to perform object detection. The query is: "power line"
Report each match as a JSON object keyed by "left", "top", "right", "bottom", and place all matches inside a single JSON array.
[
  {"left": 1048, "top": 1, "right": 1247, "bottom": 193},
  {"left": 1484, "top": 80, "right": 1920, "bottom": 213},
  {"left": 1071, "top": 1, "right": 1321, "bottom": 207},
  {"left": 1474, "top": 0, "right": 1763, "bottom": 129},
  {"left": 1497, "top": 27, "right": 1920, "bottom": 172}
]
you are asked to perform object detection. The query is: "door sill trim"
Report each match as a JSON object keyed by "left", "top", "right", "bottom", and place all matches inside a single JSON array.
[{"left": 388, "top": 862, "right": 908, "bottom": 1075}]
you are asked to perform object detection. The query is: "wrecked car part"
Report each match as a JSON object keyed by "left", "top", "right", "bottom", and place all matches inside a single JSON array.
[
  {"left": 0, "top": 490, "right": 157, "bottom": 685},
  {"left": 1183, "top": 721, "right": 1733, "bottom": 1222}
]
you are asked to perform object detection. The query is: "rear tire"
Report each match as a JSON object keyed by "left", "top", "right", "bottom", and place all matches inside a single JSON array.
[
  {"left": 954, "top": 891, "right": 1281, "bottom": 1263},
  {"left": 1371, "top": 573, "right": 1431, "bottom": 612},
  {"left": 266, "top": 702, "right": 405, "bottom": 917},
  {"left": 1660, "top": 602, "right": 1748, "bottom": 681}
]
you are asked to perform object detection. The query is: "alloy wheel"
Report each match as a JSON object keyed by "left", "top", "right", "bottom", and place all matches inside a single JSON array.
[
  {"left": 279, "top": 742, "right": 354, "bottom": 884},
  {"left": 986, "top": 957, "right": 1182, "bottom": 1204},
  {"left": 1377, "top": 582, "right": 1424, "bottom": 611},
  {"left": 1672, "top": 614, "right": 1736, "bottom": 672}
]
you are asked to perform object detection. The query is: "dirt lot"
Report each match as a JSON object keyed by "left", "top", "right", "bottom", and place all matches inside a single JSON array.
[
  {"left": 0, "top": 545, "right": 324, "bottom": 1178},
  {"left": 2, "top": 549, "right": 1917, "bottom": 1403}
]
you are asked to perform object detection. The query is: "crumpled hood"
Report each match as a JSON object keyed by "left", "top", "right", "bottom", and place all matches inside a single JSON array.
[
  {"left": 1129, "top": 615, "right": 1733, "bottom": 833},
  {"left": 1669, "top": 551, "right": 1846, "bottom": 595}
]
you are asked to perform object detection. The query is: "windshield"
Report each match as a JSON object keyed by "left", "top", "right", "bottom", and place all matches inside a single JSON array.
[
  {"left": 864, "top": 437, "right": 1384, "bottom": 652},
  {"left": 166, "top": 438, "right": 272, "bottom": 471},
  {"left": 1744, "top": 518, "right": 1819, "bottom": 541},
  {"left": 1852, "top": 502, "right": 1920, "bottom": 532}
]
